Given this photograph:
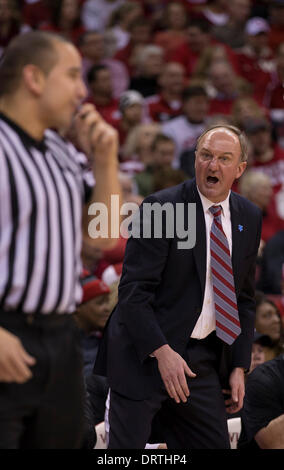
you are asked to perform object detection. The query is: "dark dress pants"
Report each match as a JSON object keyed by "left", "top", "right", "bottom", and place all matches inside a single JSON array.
[
  {"left": 108, "top": 332, "right": 230, "bottom": 449},
  {"left": 0, "top": 311, "right": 85, "bottom": 449}
]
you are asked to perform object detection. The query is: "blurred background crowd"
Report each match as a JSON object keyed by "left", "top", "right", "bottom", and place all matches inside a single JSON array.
[{"left": 1, "top": 0, "right": 284, "bottom": 446}]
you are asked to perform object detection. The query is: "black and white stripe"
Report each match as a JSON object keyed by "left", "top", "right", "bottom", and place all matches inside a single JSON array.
[{"left": 0, "top": 114, "right": 95, "bottom": 314}]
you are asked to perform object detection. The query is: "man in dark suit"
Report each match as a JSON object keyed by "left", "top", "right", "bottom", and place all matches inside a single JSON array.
[{"left": 94, "top": 125, "right": 262, "bottom": 449}]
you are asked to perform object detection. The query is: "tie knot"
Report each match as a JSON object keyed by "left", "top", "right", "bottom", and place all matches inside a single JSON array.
[{"left": 209, "top": 205, "right": 222, "bottom": 218}]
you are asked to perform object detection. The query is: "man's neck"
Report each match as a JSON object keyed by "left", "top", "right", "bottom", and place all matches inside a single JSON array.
[{"left": 0, "top": 97, "right": 46, "bottom": 141}]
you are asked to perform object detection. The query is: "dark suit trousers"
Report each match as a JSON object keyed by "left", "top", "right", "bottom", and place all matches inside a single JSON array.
[
  {"left": 0, "top": 311, "right": 85, "bottom": 449},
  {"left": 108, "top": 332, "right": 230, "bottom": 449}
]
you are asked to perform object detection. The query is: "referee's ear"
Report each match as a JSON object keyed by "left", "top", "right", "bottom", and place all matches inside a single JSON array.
[{"left": 22, "top": 64, "right": 46, "bottom": 97}]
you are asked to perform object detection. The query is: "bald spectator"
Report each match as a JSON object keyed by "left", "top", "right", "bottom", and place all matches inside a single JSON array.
[
  {"left": 79, "top": 30, "right": 129, "bottom": 98},
  {"left": 146, "top": 62, "right": 185, "bottom": 123},
  {"left": 212, "top": 0, "right": 252, "bottom": 49},
  {"left": 129, "top": 45, "right": 164, "bottom": 98},
  {"left": 86, "top": 65, "right": 119, "bottom": 125},
  {"left": 162, "top": 85, "right": 209, "bottom": 167},
  {"left": 208, "top": 60, "right": 245, "bottom": 116}
]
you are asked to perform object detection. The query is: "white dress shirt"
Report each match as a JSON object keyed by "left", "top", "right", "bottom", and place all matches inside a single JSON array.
[{"left": 190, "top": 188, "right": 232, "bottom": 339}]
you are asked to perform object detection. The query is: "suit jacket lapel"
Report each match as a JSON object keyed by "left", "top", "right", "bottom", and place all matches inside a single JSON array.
[{"left": 230, "top": 193, "right": 244, "bottom": 294}]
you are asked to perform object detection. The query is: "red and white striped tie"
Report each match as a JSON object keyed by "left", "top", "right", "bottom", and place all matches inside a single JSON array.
[{"left": 209, "top": 205, "right": 241, "bottom": 345}]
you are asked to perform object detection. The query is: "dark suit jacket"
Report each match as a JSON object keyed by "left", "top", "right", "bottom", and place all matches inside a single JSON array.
[{"left": 94, "top": 179, "right": 262, "bottom": 400}]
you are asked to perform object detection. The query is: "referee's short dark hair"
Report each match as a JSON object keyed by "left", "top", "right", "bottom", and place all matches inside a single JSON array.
[
  {"left": 0, "top": 31, "right": 70, "bottom": 97},
  {"left": 182, "top": 85, "right": 208, "bottom": 103}
]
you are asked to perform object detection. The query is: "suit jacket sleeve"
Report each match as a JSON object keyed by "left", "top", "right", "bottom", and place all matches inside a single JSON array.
[
  {"left": 231, "top": 208, "right": 262, "bottom": 371},
  {"left": 117, "top": 195, "right": 170, "bottom": 363}
]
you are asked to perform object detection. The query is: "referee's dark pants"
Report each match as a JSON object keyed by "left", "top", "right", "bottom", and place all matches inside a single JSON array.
[
  {"left": 0, "top": 310, "right": 85, "bottom": 449},
  {"left": 108, "top": 332, "right": 230, "bottom": 449}
]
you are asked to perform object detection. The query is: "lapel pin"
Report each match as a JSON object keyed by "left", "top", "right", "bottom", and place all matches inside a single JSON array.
[{"left": 238, "top": 225, "right": 243, "bottom": 232}]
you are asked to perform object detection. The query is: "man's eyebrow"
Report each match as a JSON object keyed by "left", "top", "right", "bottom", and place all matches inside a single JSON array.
[
  {"left": 199, "top": 147, "right": 234, "bottom": 156},
  {"left": 67, "top": 67, "right": 82, "bottom": 73}
]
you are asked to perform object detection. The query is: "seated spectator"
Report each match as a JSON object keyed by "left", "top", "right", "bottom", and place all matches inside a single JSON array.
[
  {"left": 79, "top": 30, "right": 129, "bottom": 98},
  {"left": 129, "top": 45, "right": 164, "bottom": 98},
  {"left": 172, "top": 17, "right": 238, "bottom": 78},
  {"left": 81, "top": 0, "right": 123, "bottom": 33},
  {"left": 192, "top": 42, "right": 240, "bottom": 82},
  {"left": 75, "top": 274, "right": 111, "bottom": 379},
  {"left": 231, "top": 96, "right": 266, "bottom": 131},
  {"left": 162, "top": 84, "right": 209, "bottom": 167},
  {"left": 243, "top": 117, "right": 284, "bottom": 219},
  {"left": 238, "top": 354, "right": 284, "bottom": 449},
  {"left": 114, "top": 16, "right": 152, "bottom": 77},
  {"left": 135, "top": 133, "right": 176, "bottom": 197},
  {"left": 212, "top": 0, "right": 252, "bottom": 49},
  {"left": 264, "top": 42, "right": 284, "bottom": 149},
  {"left": 239, "top": 170, "right": 284, "bottom": 243},
  {"left": 236, "top": 17, "right": 274, "bottom": 102},
  {"left": 0, "top": 0, "right": 30, "bottom": 55},
  {"left": 112, "top": 90, "right": 144, "bottom": 148},
  {"left": 257, "top": 229, "right": 284, "bottom": 295},
  {"left": 268, "top": 0, "right": 284, "bottom": 52},
  {"left": 200, "top": 0, "right": 229, "bottom": 26},
  {"left": 154, "top": 2, "right": 188, "bottom": 59},
  {"left": 207, "top": 60, "right": 249, "bottom": 116},
  {"left": 106, "top": 1, "right": 142, "bottom": 53},
  {"left": 86, "top": 65, "right": 119, "bottom": 125},
  {"left": 39, "top": 0, "right": 85, "bottom": 45},
  {"left": 121, "top": 122, "right": 161, "bottom": 171},
  {"left": 146, "top": 62, "right": 185, "bottom": 123},
  {"left": 254, "top": 293, "right": 284, "bottom": 361}
]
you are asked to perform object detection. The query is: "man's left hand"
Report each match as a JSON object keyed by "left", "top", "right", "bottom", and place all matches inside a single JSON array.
[{"left": 222, "top": 367, "right": 245, "bottom": 414}]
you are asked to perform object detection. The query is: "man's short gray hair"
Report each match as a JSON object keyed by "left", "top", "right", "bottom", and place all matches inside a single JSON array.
[{"left": 196, "top": 124, "right": 249, "bottom": 162}]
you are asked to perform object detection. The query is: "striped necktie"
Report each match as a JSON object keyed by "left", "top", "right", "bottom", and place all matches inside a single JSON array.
[{"left": 209, "top": 205, "right": 241, "bottom": 345}]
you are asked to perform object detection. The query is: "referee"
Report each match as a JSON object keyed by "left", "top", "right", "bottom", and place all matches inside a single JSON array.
[{"left": 0, "top": 31, "right": 121, "bottom": 448}]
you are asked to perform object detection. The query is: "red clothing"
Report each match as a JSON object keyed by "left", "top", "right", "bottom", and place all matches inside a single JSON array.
[
  {"left": 114, "top": 42, "right": 137, "bottom": 76},
  {"left": 252, "top": 145, "right": 284, "bottom": 195},
  {"left": 154, "top": 31, "right": 187, "bottom": 61},
  {"left": 0, "top": 22, "right": 23, "bottom": 49},
  {"left": 39, "top": 22, "right": 86, "bottom": 46},
  {"left": 264, "top": 76, "right": 284, "bottom": 111},
  {"left": 85, "top": 97, "right": 120, "bottom": 126},
  {"left": 146, "top": 94, "right": 182, "bottom": 123},
  {"left": 171, "top": 40, "right": 239, "bottom": 78},
  {"left": 23, "top": 1, "right": 51, "bottom": 28},
  {"left": 261, "top": 199, "right": 284, "bottom": 243},
  {"left": 269, "top": 26, "right": 284, "bottom": 52},
  {"left": 209, "top": 97, "right": 235, "bottom": 116},
  {"left": 111, "top": 118, "right": 128, "bottom": 147},
  {"left": 236, "top": 51, "right": 272, "bottom": 103}
]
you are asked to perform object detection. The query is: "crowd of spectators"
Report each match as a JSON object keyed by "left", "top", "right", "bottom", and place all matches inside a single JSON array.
[{"left": 1, "top": 0, "right": 284, "bottom": 449}]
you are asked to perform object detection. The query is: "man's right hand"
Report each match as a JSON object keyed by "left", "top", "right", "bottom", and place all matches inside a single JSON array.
[
  {"left": 152, "top": 345, "right": 196, "bottom": 403},
  {"left": 0, "top": 327, "right": 36, "bottom": 383}
]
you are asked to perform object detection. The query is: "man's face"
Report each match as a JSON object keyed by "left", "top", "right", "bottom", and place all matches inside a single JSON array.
[
  {"left": 255, "top": 302, "right": 281, "bottom": 342},
  {"left": 187, "top": 26, "right": 208, "bottom": 53},
  {"left": 209, "top": 64, "right": 234, "bottom": 95},
  {"left": 248, "top": 129, "right": 271, "bottom": 155},
  {"left": 195, "top": 129, "right": 247, "bottom": 203},
  {"left": 39, "top": 41, "right": 87, "bottom": 131},
  {"left": 153, "top": 141, "right": 175, "bottom": 167},
  {"left": 123, "top": 103, "right": 143, "bottom": 125},
  {"left": 80, "top": 33, "right": 104, "bottom": 61},
  {"left": 79, "top": 294, "right": 110, "bottom": 331},
  {"left": 159, "top": 63, "right": 185, "bottom": 94},
  {"left": 229, "top": 0, "right": 250, "bottom": 23},
  {"left": 90, "top": 69, "right": 112, "bottom": 97},
  {"left": 131, "top": 25, "right": 151, "bottom": 45},
  {"left": 184, "top": 95, "right": 209, "bottom": 123}
]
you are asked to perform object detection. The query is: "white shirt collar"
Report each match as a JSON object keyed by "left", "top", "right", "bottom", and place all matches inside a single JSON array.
[{"left": 197, "top": 186, "right": 231, "bottom": 218}]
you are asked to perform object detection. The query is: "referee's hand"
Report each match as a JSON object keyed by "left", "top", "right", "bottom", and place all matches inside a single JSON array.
[{"left": 0, "top": 327, "right": 36, "bottom": 383}]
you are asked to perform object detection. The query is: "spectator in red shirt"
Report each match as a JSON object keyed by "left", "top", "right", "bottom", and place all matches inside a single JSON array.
[
  {"left": 212, "top": 0, "right": 252, "bottom": 49},
  {"left": 39, "top": 0, "right": 85, "bottom": 45},
  {"left": 154, "top": 2, "right": 188, "bottom": 60},
  {"left": 264, "top": 42, "right": 284, "bottom": 148},
  {"left": 239, "top": 170, "right": 284, "bottom": 243},
  {"left": 78, "top": 30, "right": 129, "bottom": 98},
  {"left": 114, "top": 16, "right": 152, "bottom": 77},
  {"left": 86, "top": 65, "right": 119, "bottom": 125},
  {"left": 243, "top": 117, "right": 284, "bottom": 218},
  {"left": 171, "top": 17, "right": 238, "bottom": 78},
  {"left": 268, "top": 0, "right": 284, "bottom": 52},
  {"left": 146, "top": 62, "right": 185, "bottom": 123},
  {"left": 22, "top": 0, "right": 51, "bottom": 29},
  {"left": 236, "top": 17, "right": 274, "bottom": 103}
]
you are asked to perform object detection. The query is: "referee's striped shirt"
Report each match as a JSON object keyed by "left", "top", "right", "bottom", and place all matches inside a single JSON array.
[{"left": 0, "top": 112, "right": 95, "bottom": 314}]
